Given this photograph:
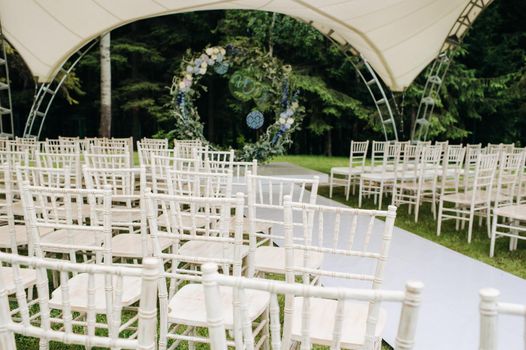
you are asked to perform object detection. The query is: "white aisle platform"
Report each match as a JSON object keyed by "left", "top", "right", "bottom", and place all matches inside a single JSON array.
[{"left": 256, "top": 162, "right": 526, "bottom": 350}]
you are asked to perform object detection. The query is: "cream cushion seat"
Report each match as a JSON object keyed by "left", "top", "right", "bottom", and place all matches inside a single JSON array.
[
  {"left": 441, "top": 191, "right": 491, "bottom": 205},
  {"left": 291, "top": 297, "right": 386, "bottom": 348},
  {"left": 0, "top": 266, "right": 37, "bottom": 294},
  {"left": 178, "top": 241, "right": 250, "bottom": 262},
  {"left": 0, "top": 225, "right": 53, "bottom": 248},
  {"left": 167, "top": 284, "right": 270, "bottom": 328},
  {"left": 494, "top": 204, "right": 526, "bottom": 221},
  {"left": 111, "top": 233, "right": 173, "bottom": 258},
  {"left": 49, "top": 273, "right": 142, "bottom": 313},
  {"left": 254, "top": 246, "right": 324, "bottom": 275}
]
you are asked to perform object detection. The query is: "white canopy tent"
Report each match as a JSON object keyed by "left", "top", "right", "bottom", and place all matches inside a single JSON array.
[{"left": 0, "top": 0, "right": 491, "bottom": 91}]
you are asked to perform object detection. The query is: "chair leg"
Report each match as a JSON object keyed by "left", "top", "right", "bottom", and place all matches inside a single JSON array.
[
  {"left": 329, "top": 173, "right": 334, "bottom": 198},
  {"left": 467, "top": 209, "right": 475, "bottom": 243},
  {"left": 345, "top": 177, "right": 351, "bottom": 201},
  {"left": 490, "top": 214, "right": 497, "bottom": 258},
  {"left": 358, "top": 179, "right": 363, "bottom": 208},
  {"left": 437, "top": 200, "right": 444, "bottom": 236},
  {"left": 486, "top": 207, "right": 491, "bottom": 238}
]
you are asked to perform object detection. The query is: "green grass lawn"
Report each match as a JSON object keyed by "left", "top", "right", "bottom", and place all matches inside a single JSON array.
[{"left": 274, "top": 155, "right": 526, "bottom": 279}]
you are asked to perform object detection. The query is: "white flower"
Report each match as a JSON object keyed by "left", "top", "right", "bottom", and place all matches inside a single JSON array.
[
  {"left": 201, "top": 62, "right": 208, "bottom": 68},
  {"left": 205, "top": 48, "right": 213, "bottom": 56},
  {"left": 291, "top": 101, "right": 299, "bottom": 109},
  {"left": 186, "top": 65, "right": 193, "bottom": 73},
  {"left": 178, "top": 81, "right": 186, "bottom": 89},
  {"left": 220, "top": 48, "right": 226, "bottom": 55},
  {"left": 279, "top": 117, "right": 286, "bottom": 124},
  {"left": 185, "top": 74, "right": 193, "bottom": 80},
  {"left": 199, "top": 68, "right": 207, "bottom": 75},
  {"left": 211, "top": 54, "right": 217, "bottom": 60},
  {"left": 287, "top": 118, "right": 295, "bottom": 125},
  {"left": 212, "top": 48, "right": 219, "bottom": 55}
]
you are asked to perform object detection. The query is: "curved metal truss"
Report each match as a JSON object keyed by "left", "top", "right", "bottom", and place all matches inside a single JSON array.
[
  {"left": 412, "top": 0, "right": 494, "bottom": 141},
  {"left": 319, "top": 31, "right": 399, "bottom": 141},
  {"left": 23, "top": 39, "right": 99, "bottom": 139},
  {"left": 0, "top": 22, "right": 14, "bottom": 138}
]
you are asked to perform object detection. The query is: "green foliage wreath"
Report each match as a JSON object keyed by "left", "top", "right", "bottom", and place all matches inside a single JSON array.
[{"left": 168, "top": 43, "right": 304, "bottom": 161}]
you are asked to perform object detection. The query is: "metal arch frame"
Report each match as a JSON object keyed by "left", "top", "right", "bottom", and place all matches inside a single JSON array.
[
  {"left": 411, "top": 0, "right": 494, "bottom": 141},
  {"left": 23, "top": 39, "right": 99, "bottom": 139},
  {"left": 0, "top": 21, "right": 14, "bottom": 138},
  {"left": 319, "top": 30, "right": 399, "bottom": 141}
]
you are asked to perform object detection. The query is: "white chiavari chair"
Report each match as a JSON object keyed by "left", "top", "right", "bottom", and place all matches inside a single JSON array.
[
  {"left": 137, "top": 138, "right": 169, "bottom": 168},
  {"left": 83, "top": 166, "right": 152, "bottom": 260},
  {"left": 438, "top": 153, "right": 499, "bottom": 242},
  {"left": 0, "top": 253, "right": 158, "bottom": 350},
  {"left": 231, "top": 159, "right": 258, "bottom": 189},
  {"left": 18, "top": 176, "right": 112, "bottom": 264},
  {"left": 204, "top": 149, "right": 235, "bottom": 173},
  {"left": 9, "top": 138, "right": 39, "bottom": 162},
  {"left": 462, "top": 143, "right": 482, "bottom": 189},
  {"left": 246, "top": 172, "right": 319, "bottom": 278},
  {"left": 282, "top": 197, "right": 399, "bottom": 349},
  {"left": 489, "top": 152, "right": 525, "bottom": 257},
  {"left": 479, "top": 288, "right": 526, "bottom": 350},
  {"left": 371, "top": 141, "right": 388, "bottom": 169},
  {"left": 44, "top": 138, "right": 80, "bottom": 154},
  {"left": 202, "top": 263, "right": 423, "bottom": 350},
  {"left": 0, "top": 151, "right": 29, "bottom": 217},
  {"left": 330, "top": 140, "right": 369, "bottom": 200},
  {"left": 393, "top": 145, "right": 442, "bottom": 222},
  {"left": 83, "top": 151, "right": 131, "bottom": 169},
  {"left": 36, "top": 150, "right": 82, "bottom": 189},
  {"left": 145, "top": 190, "right": 270, "bottom": 350},
  {"left": 359, "top": 142, "right": 402, "bottom": 209}
]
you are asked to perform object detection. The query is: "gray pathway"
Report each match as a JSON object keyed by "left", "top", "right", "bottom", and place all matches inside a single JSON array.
[{"left": 258, "top": 162, "right": 526, "bottom": 349}]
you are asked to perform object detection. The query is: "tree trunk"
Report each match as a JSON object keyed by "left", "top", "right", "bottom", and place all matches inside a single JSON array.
[{"left": 99, "top": 32, "right": 111, "bottom": 137}]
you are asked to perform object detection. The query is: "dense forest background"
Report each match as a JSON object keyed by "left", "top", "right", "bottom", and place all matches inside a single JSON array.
[{"left": 6, "top": 0, "right": 526, "bottom": 156}]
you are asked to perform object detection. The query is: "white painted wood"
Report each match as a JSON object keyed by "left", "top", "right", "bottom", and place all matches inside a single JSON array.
[{"left": 202, "top": 263, "right": 423, "bottom": 350}]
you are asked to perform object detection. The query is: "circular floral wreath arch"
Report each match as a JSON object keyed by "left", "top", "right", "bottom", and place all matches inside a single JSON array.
[{"left": 168, "top": 43, "right": 304, "bottom": 161}]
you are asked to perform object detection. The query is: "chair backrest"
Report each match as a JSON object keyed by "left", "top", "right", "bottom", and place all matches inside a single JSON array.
[
  {"left": 145, "top": 190, "right": 245, "bottom": 296},
  {"left": 18, "top": 179, "right": 113, "bottom": 262},
  {"left": 204, "top": 149, "right": 235, "bottom": 172},
  {"left": 470, "top": 154, "right": 499, "bottom": 194},
  {"left": 16, "top": 165, "right": 73, "bottom": 190},
  {"left": 245, "top": 172, "right": 320, "bottom": 277},
  {"left": 381, "top": 142, "right": 402, "bottom": 172},
  {"left": 0, "top": 253, "right": 158, "bottom": 350},
  {"left": 150, "top": 154, "right": 200, "bottom": 194},
  {"left": 166, "top": 168, "right": 233, "bottom": 198},
  {"left": 493, "top": 152, "right": 524, "bottom": 208},
  {"left": 371, "top": 141, "right": 388, "bottom": 167},
  {"left": 36, "top": 151, "right": 82, "bottom": 188},
  {"left": 8, "top": 139, "right": 39, "bottom": 161},
  {"left": 201, "top": 263, "right": 423, "bottom": 350},
  {"left": 83, "top": 151, "right": 131, "bottom": 169},
  {"left": 349, "top": 140, "right": 369, "bottom": 171},
  {"left": 174, "top": 141, "right": 207, "bottom": 159},
  {"left": 0, "top": 164, "right": 20, "bottom": 253},
  {"left": 137, "top": 138, "right": 169, "bottom": 167},
  {"left": 44, "top": 139, "right": 80, "bottom": 154},
  {"left": 285, "top": 197, "right": 397, "bottom": 288},
  {"left": 479, "top": 288, "right": 526, "bottom": 350},
  {"left": 231, "top": 159, "right": 258, "bottom": 187}
]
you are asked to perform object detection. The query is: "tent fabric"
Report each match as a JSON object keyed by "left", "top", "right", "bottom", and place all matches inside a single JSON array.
[{"left": 0, "top": 0, "right": 489, "bottom": 91}]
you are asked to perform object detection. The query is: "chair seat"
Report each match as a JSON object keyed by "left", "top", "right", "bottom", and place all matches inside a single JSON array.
[
  {"left": 0, "top": 225, "right": 54, "bottom": 248},
  {"left": 361, "top": 172, "right": 396, "bottom": 181},
  {"left": 167, "top": 284, "right": 270, "bottom": 328},
  {"left": 49, "top": 273, "right": 142, "bottom": 313},
  {"left": 441, "top": 191, "right": 490, "bottom": 205},
  {"left": 39, "top": 229, "right": 105, "bottom": 253},
  {"left": 0, "top": 266, "right": 37, "bottom": 294},
  {"left": 111, "top": 233, "right": 173, "bottom": 258},
  {"left": 178, "top": 241, "right": 249, "bottom": 262},
  {"left": 254, "top": 247, "right": 324, "bottom": 274},
  {"left": 291, "top": 297, "right": 386, "bottom": 348},
  {"left": 330, "top": 167, "right": 365, "bottom": 176},
  {"left": 157, "top": 213, "right": 215, "bottom": 229},
  {"left": 494, "top": 204, "right": 526, "bottom": 221}
]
